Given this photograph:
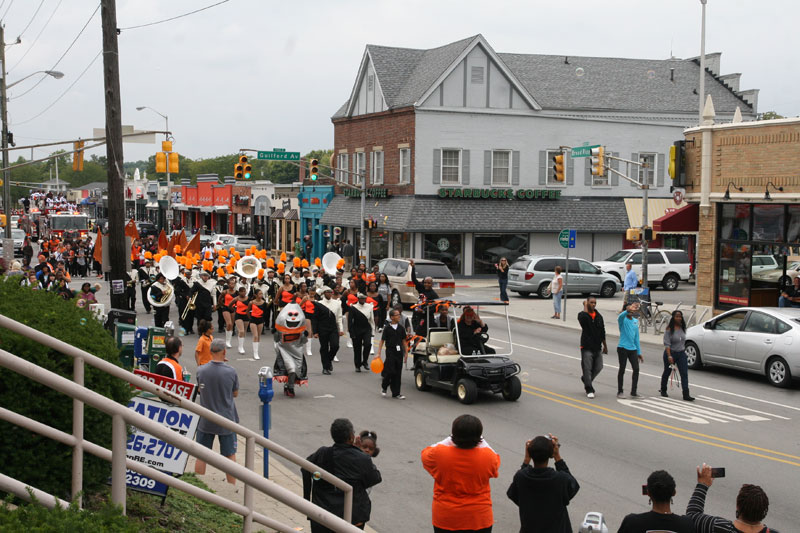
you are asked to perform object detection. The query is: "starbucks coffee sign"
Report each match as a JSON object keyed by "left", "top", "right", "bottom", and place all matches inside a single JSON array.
[{"left": 437, "top": 187, "right": 561, "bottom": 200}]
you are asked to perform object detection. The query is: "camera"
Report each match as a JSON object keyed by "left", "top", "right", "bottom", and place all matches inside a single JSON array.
[{"left": 710, "top": 467, "right": 725, "bottom": 478}]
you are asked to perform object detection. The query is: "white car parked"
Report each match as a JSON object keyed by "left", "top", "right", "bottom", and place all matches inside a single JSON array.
[{"left": 592, "top": 248, "right": 691, "bottom": 291}]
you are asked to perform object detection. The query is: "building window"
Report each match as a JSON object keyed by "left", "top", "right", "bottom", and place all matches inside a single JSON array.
[
  {"left": 441, "top": 149, "right": 461, "bottom": 184},
  {"left": 546, "top": 149, "right": 565, "bottom": 186},
  {"left": 399, "top": 148, "right": 411, "bottom": 184},
  {"left": 423, "top": 233, "right": 462, "bottom": 274},
  {"left": 370, "top": 151, "right": 384, "bottom": 185},
  {"left": 337, "top": 153, "right": 349, "bottom": 183},
  {"left": 491, "top": 150, "right": 511, "bottom": 185},
  {"left": 473, "top": 233, "right": 528, "bottom": 275},
  {"left": 638, "top": 153, "right": 656, "bottom": 185},
  {"left": 354, "top": 152, "right": 365, "bottom": 185},
  {"left": 393, "top": 232, "right": 411, "bottom": 257}
]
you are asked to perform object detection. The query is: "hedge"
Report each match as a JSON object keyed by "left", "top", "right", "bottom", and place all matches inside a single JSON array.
[
  {"left": 0, "top": 496, "right": 136, "bottom": 533},
  {"left": 0, "top": 277, "right": 133, "bottom": 500}
]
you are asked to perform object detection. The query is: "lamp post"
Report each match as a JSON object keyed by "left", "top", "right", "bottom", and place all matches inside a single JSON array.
[
  {"left": 2, "top": 21, "right": 64, "bottom": 265},
  {"left": 136, "top": 106, "right": 170, "bottom": 230}
]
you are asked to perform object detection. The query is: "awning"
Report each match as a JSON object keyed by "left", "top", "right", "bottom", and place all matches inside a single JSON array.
[
  {"left": 653, "top": 203, "right": 699, "bottom": 234},
  {"left": 145, "top": 202, "right": 158, "bottom": 209},
  {"left": 270, "top": 208, "right": 286, "bottom": 219},
  {"left": 624, "top": 198, "right": 687, "bottom": 228},
  {"left": 200, "top": 206, "right": 214, "bottom": 213},
  {"left": 214, "top": 206, "right": 229, "bottom": 213},
  {"left": 285, "top": 209, "right": 299, "bottom": 221},
  {"left": 173, "top": 204, "right": 189, "bottom": 211}
]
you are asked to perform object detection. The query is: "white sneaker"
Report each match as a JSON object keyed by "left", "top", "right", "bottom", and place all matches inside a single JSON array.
[
  {"left": 630, "top": 393, "right": 645, "bottom": 399},
  {"left": 347, "top": 340, "right": 353, "bottom": 348},
  {"left": 617, "top": 392, "right": 626, "bottom": 399},
  {"left": 333, "top": 356, "right": 340, "bottom": 362},
  {"left": 587, "top": 392, "right": 595, "bottom": 399}
]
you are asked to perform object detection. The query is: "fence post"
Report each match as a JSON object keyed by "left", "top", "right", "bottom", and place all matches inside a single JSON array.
[
  {"left": 72, "top": 356, "right": 84, "bottom": 508},
  {"left": 111, "top": 413, "right": 127, "bottom": 514},
  {"left": 244, "top": 435, "right": 255, "bottom": 532}
]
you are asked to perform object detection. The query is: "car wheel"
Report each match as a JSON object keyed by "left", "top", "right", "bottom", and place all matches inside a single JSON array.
[
  {"left": 390, "top": 290, "right": 402, "bottom": 308},
  {"left": 662, "top": 274, "right": 679, "bottom": 291},
  {"left": 600, "top": 281, "right": 616, "bottom": 298},
  {"left": 455, "top": 378, "right": 478, "bottom": 404},
  {"left": 502, "top": 376, "right": 522, "bottom": 401},
  {"left": 685, "top": 341, "right": 703, "bottom": 370},
  {"left": 518, "top": 291, "right": 531, "bottom": 298},
  {"left": 537, "top": 283, "right": 552, "bottom": 299},
  {"left": 767, "top": 356, "right": 792, "bottom": 388},
  {"left": 414, "top": 366, "right": 431, "bottom": 391}
]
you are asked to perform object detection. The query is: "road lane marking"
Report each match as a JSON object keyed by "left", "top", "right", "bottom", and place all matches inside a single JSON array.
[
  {"left": 521, "top": 383, "right": 800, "bottom": 466},
  {"left": 491, "top": 337, "right": 800, "bottom": 413}
]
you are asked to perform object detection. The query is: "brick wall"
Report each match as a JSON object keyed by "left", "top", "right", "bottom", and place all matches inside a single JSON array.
[{"left": 332, "top": 107, "right": 416, "bottom": 196}]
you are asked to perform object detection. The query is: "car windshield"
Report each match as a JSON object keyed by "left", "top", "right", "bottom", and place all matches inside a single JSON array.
[
  {"left": 12, "top": 229, "right": 24, "bottom": 239},
  {"left": 239, "top": 240, "right": 258, "bottom": 246},
  {"left": 415, "top": 263, "right": 452, "bottom": 279},
  {"left": 510, "top": 258, "right": 531, "bottom": 270},
  {"left": 51, "top": 216, "right": 88, "bottom": 231},
  {"left": 605, "top": 251, "right": 630, "bottom": 262}
]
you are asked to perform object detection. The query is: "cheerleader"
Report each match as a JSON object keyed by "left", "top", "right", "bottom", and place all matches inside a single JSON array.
[
  {"left": 222, "top": 279, "right": 237, "bottom": 348},
  {"left": 248, "top": 289, "right": 269, "bottom": 360},
  {"left": 233, "top": 286, "right": 250, "bottom": 354}
]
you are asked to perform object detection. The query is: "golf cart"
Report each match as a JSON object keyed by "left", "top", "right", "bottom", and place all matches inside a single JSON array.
[{"left": 411, "top": 300, "right": 522, "bottom": 404}]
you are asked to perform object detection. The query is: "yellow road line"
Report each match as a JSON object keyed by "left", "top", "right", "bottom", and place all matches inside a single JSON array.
[{"left": 522, "top": 385, "right": 800, "bottom": 467}]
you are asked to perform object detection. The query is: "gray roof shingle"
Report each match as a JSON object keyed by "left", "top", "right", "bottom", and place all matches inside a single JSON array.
[
  {"left": 333, "top": 35, "right": 753, "bottom": 118},
  {"left": 320, "top": 196, "right": 628, "bottom": 233}
]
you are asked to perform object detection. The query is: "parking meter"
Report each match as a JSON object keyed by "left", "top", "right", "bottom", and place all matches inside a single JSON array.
[{"left": 257, "top": 366, "right": 274, "bottom": 478}]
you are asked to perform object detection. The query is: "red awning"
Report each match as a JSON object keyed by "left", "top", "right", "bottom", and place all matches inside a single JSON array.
[{"left": 653, "top": 203, "right": 699, "bottom": 233}]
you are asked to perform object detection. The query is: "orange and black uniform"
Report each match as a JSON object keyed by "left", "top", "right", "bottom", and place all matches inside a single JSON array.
[
  {"left": 153, "top": 356, "right": 184, "bottom": 381},
  {"left": 223, "top": 292, "right": 236, "bottom": 313},
  {"left": 249, "top": 301, "right": 268, "bottom": 325},
  {"left": 234, "top": 298, "right": 249, "bottom": 321}
]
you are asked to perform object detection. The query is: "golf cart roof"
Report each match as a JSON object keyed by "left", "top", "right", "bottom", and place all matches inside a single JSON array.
[{"left": 438, "top": 300, "right": 509, "bottom": 307}]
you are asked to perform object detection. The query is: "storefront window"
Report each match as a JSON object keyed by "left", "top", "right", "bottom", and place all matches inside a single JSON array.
[
  {"left": 719, "top": 204, "right": 750, "bottom": 240},
  {"left": 787, "top": 206, "right": 800, "bottom": 243},
  {"left": 473, "top": 233, "right": 528, "bottom": 275},
  {"left": 718, "top": 243, "right": 751, "bottom": 307},
  {"left": 369, "top": 229, "right": 389, "bottom": 267},
  {"left": 393, "top": 233, "right": 411, "bottom": 258},
  {"left": 423, "top": 233, "right": 462, "bottom": 274},
  {"left": 752, "top": 204, "right": 785, "bottom": 241}
]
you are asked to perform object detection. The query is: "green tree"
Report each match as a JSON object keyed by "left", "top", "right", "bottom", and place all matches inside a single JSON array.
[{"left": 760, "top": 111, "right": 785, "bottom": 120}]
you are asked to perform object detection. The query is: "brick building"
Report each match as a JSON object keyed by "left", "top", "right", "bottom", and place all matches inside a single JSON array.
[{"left": 683, "top": 102, "right": 800, "bottom": 315}]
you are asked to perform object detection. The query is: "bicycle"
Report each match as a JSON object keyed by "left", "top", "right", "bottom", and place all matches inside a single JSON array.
[{"left": 637, "top": 299, "right": 672, "bottom": 334}]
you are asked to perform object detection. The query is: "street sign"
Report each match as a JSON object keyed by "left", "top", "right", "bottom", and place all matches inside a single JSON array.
[
  {"left": 672, "top": 188, "right": 685, "bottom": 206},
  {"left": 558, "top": 229, "right": 576, "bottom": 249},
  {"left": 570, "top": 145, "right": 600, "bottom": 158},
  {"left": 257, "top": 151, "right": 300, "bottom": 161}
]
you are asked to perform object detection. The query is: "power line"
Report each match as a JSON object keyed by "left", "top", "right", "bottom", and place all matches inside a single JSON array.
[
  {"left": 14, "top": 0, "right": 45, "bottom": 40},
  {"left": 9, "top": 0, "right": 64, "bottom": 72},
  {"left": 1, "top": 0, "right": 16, "bottom": 21},
  {"left": 118, "top": 0, "right": 230, "bottom": 31},
  {"left": 10, "top": 2, "right": 99, "bottom": 100},
  {"left": 13, "top": 50, "right": 101, "bottom": 126}
]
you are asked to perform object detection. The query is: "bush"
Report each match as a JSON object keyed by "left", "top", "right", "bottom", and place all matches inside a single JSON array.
[
  {"left": 0, "top": 495, "right": 137, "bottom": 533},
  {"left": 0, "top": 278, "right": 133, "bottom": 500}
]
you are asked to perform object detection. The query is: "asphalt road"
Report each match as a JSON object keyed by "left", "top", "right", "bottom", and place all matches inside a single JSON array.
[{"left": 86, "top": 281, "right": 796, "bottom": 532}]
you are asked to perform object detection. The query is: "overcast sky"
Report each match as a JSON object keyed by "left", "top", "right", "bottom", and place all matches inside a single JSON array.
[{"left": 3, "top": 0, "right": 797, "bottom": 165}]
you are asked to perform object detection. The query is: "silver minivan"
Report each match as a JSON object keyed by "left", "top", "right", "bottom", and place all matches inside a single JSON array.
[{"left": 507, "top": 255, "right": 621, "bottom": 299}]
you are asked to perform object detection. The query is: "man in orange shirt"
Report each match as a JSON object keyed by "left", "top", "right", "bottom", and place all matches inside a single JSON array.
[
  {"left": 421, "top": 415, "right": 500, "bottom": 533},
  {"left": 195, "top": 319, "right": 214, "bottom": 366}
]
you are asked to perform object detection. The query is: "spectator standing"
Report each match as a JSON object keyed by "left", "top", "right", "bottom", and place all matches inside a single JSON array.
[
  {"left": 550, "top": 265, "right": 563, "bottom": 319},
  {"left": 421, "top": 414, "right": 500, "bottom": 533},
  {"left": 195, "top": 320, "right": 214, "bottom": 367},
  {"left": 341, "top": 240, "right": 354, "bottom": 270},
  {"left": 294, "top": 238, "right": 304, "bottom": 260},
  {"left": 376, "top": 308, "right": 406, "bottom": 399},
  {"left": 622, "top": 261, "right": 639, "bottom": 311},
  {"left": 507, "top": 434, "right": 579, "bottom": 533},
  {"left": 302, "top": 418, "right": 382, "bottom": 532},
  {"left": 494, "top": 257, "right": 509, "bottom": 302},
  {"left": 660, "top": 310, "right": 695, "bottom": 401},
  {"left": 617, "top": 302, "right": 644, "bottom": 399},
  {"left": 153, "top": 337, "right": 185, "bottom": 381},
  {"left": 577, "top": 297, "right": 607, "bottom": 399},
  {"left": 686, "top": 464, "right": 777, "bottom": 533},
  {"left": 618, "top": 470, "right": 693, "bottom": 532},
  {"left": 194, "top": 339, "right": 240, "bottom": 484}
]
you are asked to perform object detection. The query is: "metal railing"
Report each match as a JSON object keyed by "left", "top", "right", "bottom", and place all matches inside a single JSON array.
[{"left": 0, "top": 314, "right": 361, "bottom": 533}]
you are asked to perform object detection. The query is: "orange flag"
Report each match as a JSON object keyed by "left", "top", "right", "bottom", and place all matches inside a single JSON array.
[
  {"left": 178, "top": 230, "right": 188, "bottom": 249},
  {"left": 158, "top": 229, "right": 168, "bottom": 252},
  {"left": 167, "top": 234, "right": 177, "bottom": 257},
  {"left": 185, "top": 231, "right": 201, "bottom": 255},
  {"left": 124, "top": 219, "right": 140, "bottom": 241},
  {"left": 93, "top": 231, "right": 103, "bottom": 263}
]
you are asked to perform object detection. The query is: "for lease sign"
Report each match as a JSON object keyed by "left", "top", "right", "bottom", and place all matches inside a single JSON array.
[{"left": 133, "top": 369, "right": 196, "bottom": 400}]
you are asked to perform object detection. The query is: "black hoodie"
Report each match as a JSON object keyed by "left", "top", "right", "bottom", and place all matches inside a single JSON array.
[{"left": 507, "top": 459, "right": 580, "bottom": 533}]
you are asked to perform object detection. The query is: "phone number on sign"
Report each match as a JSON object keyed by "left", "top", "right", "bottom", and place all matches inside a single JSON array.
[
  {"left": 127, "top": 433, "right": 183, "bottom": 461},
  {"left": 126, "top": 471, "right": 157, "bottom": 490}
]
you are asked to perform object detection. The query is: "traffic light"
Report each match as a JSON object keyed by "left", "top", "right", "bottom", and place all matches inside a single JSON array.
[
  {"left": 309, "top": 158, "right": 320, "bottom": 181},
  {"left": 668, "top": 140, "right": 686, "bottom": 187},
  {"left": 168, "top": 152, "right": 180, "bottom": 173},
  {"left": 162, "top": 140, "right": 173, "bottom": 152},
  {"left": 590, "top": 147, "right": 605, "bottom": 177},
  {"left": 72, "top": 140, "right": 85, "bottom": 172},
  {"left": 552, "top": 152, "right": 565, "bottom": 182},
  {"left": 626, "top": 228, "right": 641, "bottom": 241},
  {"left": 235, "top": 155, "right": 249, "bottom": 180},
  {"left": 156, "top": 151, "right": 167, "bottom": 173},
  {"left": 644, "top": 227, "right": 654, "bottom": 241},
  {"left": 243, "top": 160, "right": 252, "bottom": 180}
]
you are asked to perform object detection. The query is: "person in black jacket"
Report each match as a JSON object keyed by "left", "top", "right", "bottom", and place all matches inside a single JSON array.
[
  {"left": 409, "top": 259, "right": 439, "bottom": 335},
  {"left": 376, "top": 309, "right": 407, "bottom": 399},
  {"left": 456, "top": 306, "right": 494, "bottom": 355},
  {"left": 619, "top": 470, "right": 693, "bottom": 533},
  {"left": 302, "top": 418, "right": 382, "bottom": 533},
  {"left": 507, "top": 434, "right": 579, "bottom": 533},
  {"left": 577, "top": 297, "right": 607, "bottom": 399}
]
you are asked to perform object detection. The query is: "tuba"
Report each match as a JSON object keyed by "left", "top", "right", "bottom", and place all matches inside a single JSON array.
[
  {"left": 147, "top": 255, "right": 179, "bottom": 307},
  {"left": 235, "top": 255, "right": 260, "bottom": 279},
  {"left": 322, "top": 252, "right": 342, "bottom": 276}
]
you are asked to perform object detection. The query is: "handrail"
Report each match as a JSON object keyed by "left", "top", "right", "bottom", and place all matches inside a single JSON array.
[{"left": 0, "top": 313, "right": 361, "bottom": 532}]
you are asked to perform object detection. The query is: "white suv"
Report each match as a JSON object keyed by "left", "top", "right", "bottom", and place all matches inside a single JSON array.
[{"left": 593, "top": 249, "right": 691, "bottom": 291}]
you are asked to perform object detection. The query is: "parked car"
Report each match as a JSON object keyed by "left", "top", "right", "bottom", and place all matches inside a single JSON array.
[
  {"left": 507, "top": 255, "right": 621, "bottom": 299},
  {"left": 751, "top": 254, "right": 781, "bottom": 274},
  {"left": 0, "top": 228, "right": 25, "bottom": 257},
  {"left": 685, "top": 307, "right": 800, "bottom": 387},
  {"left": 210, "top": 234, "right": 235, "bottom": 250},
  {"left": 592, "top": 248, "right": 690, "bottom": 291},
  {"left": 376, "top": 257, "right": 455, "bottom": 307},
  {"left": 752, "top": 260, "right": 800, "bottom": 288},
  {"left": 135, "top": 221, "right": 158, "bottom": 238},
  {"left": 232, "top": 236, "right": 262, "bottom": 254}
]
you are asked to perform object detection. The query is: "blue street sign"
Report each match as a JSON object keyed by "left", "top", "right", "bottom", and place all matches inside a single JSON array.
[{"left": 568, "top": 229, "right": 577, "bottom": 249}]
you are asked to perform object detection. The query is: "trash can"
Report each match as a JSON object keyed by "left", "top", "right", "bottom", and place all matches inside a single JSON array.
[
  {"left": 115, "top": 323, "right": 137, "bottom": 368},
  {"left": 146, "top": 327, "right": 167, "bottom": 367}
]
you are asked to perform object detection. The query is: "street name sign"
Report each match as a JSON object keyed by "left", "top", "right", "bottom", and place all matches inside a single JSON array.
[
  {"left": 257, "top": 151, "right": 300, "bottom": 161},
  {"left": 559, "top": 229, "right": 576, "bottom": 249},
  {"left": 570, "top": 145, "right": 600, "bottom": 158}
]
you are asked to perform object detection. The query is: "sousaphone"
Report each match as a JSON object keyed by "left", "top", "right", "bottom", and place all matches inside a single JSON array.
[
  {"left": 235, "top": 255, "right": 260, "bottom": 279},
  {"left": 147, "top": 255, "right": 179, "bottom": 307},
  {"left": 322, "top": 252, "right": 342, "bottom": 276}
]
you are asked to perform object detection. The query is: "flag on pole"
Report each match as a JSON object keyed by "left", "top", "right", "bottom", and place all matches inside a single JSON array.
[
  {"left": 93, "top": 231, "right": 103, "bottom": 263},
  {"left": 158, "top": 229, "right": 168, "bottom": 252},
  {"left": 185, "top": 230, "right": 201, "bottom": 255}
]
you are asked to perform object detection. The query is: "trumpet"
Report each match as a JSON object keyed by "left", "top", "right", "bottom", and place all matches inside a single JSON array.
[{"left": 181, "top": 292, "right": 198, "bottom": 321}]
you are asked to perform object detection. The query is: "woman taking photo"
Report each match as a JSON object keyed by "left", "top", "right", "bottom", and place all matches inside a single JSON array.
[
  {"left": 660, "top": 310, "right": 694, "bottom": 401},
  {"left": 494, "top": 257, "right": 509, "bottom": 303},
  {"left": 248, "top": 289, "right": 268, "bottom": 360}
]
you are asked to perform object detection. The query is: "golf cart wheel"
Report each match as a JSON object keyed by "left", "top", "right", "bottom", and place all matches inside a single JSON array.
[
  {"left": 455, "top": 378, "right": 478, "bottom": 404},
  {"left": 537, "top": 283, "right": 552, "bottom": 299},
  {"left": 414, "top": 366, "right": 431, "bottom": 391},
  {"left": 502, "top": 376, "right": 522, "bottom": 401}
]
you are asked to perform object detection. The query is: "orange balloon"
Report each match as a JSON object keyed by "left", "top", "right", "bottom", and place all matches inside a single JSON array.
[
  {"left": 370, "top": 358, "right": 384, "bottom": 374},
  {"left": 267, "top": 258, "right": 275, "bottom": 268},
  {"left": 258, "top": 268, "right": 265, "bottom": 279},
  {"left": 280, "top": 252, "right": 287, "bottom": 262}
]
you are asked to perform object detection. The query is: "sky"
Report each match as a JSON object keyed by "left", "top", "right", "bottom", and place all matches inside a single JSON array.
[{"left": 3, "top": 0, "right": 798, "bottom": 165}]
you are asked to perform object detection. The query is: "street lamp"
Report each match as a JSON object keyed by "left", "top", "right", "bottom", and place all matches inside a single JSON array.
[
  {"left": 136, "top": 106, "right": 171, "bottom": 231},
  {"left": 136, "top": 106, "right": 169, "bottom": 140},
  {"left": 1, "top": 22, "right": 65, "bottom": 264}
]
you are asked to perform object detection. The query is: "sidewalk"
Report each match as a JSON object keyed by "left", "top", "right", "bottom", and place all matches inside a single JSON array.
[{"left": 187, "top": 436, "right": 378, "bottom": 532}]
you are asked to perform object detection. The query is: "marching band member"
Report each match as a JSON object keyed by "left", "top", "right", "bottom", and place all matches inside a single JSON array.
[
  {"left": 174, "top": 268, "right": 194, "bottom": 335},
  {"left": 215, "top": 276, "right": 227, "bottom": 333},
  {"left": 222, "top": 278, "right": 237, "bottom": 347},
  {"left": 138, "top": 259, "right": 157, "bottom": 314},
  {"left": 150, "top": 272, "right": 172, "bottom": 328},
  {"left": 192, "top": 270, "right": 217, "bottom": 325},
  {"left": 234, "top": 286, "right": 250, "bottom": 354},
  {"left": 126, "top": 267, "right": 138, "bottom": 311},
  {"left": 248, "top": 289, "right": 269, "bottom": 360}
]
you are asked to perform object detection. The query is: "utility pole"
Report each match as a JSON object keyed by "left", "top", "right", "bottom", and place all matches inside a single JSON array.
[
  {"left": 101, "top": 0, "right": 128, "bottom": 311},
  {"left": 642, "top": 168, "right": 649, "bottom": 303},
  {"left": 1, "top": 24, "right": 13, "bottom": 267}
]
